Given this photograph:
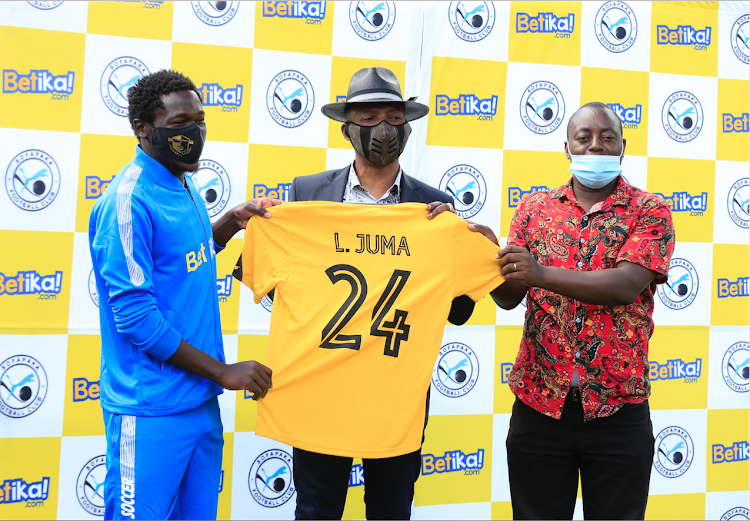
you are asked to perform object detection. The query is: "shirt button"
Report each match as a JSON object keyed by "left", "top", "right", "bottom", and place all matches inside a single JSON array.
[
  {"left": 575, "top": 352, "right": 581, "bottom": 358},
  {"left": 580, "top": 238, "right": 586, "bottom": 244},
  {"left": 577, "top": 261, "right": 583, "bottom": 267},
  {"left": 575, "top": 318, "right": 581, "bottom": 323},
  {"left": 582, "top": 216, "right": 588, "bottom": 221}
]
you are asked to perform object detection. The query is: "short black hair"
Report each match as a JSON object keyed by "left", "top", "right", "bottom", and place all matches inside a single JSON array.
[
  {"left": 567, "top": 101, "right": 623, "bottom": 140},
  {"left": 127, "top": 69, "right": 202, "bottom": 136}
]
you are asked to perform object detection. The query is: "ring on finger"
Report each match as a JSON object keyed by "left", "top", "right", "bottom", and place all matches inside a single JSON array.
[
  {"left": 514, "top": 263, "right": 518, "bottom": 272},
  {"left": 446, "top": 202, "right": 455, "bottom": 213}
]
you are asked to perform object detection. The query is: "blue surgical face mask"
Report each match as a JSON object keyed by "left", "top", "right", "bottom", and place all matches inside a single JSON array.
[{"left": 567, "top": 144, "right": 624, "bottom": 189}]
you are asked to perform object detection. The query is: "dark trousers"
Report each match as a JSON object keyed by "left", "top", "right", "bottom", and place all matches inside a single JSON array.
[
  {"left": 506, "top": 391, "right": 654, "bottom": 520},
  {"left": 293, "top": 447, "right": 421, "bottom": 520}
]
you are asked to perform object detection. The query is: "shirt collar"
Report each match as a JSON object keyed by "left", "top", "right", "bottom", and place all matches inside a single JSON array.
[
  {"left": 554, "top": 175, "right": 631, "bottom": 210},
  {"left": 348, "top": 162, "right": 402, "bottom": 198},
  {"left": 132, "top": 144, "right": 185, "bottom": 190}
]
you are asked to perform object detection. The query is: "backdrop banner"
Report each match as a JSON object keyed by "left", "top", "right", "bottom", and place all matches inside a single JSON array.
[{"left": 0, "top": 1, "right": 748, "bottom": 520}]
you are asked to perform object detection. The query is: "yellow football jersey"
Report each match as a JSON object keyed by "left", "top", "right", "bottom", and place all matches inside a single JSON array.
[{"left": 237, "top": 201, "right": 504, "bottom": 458}]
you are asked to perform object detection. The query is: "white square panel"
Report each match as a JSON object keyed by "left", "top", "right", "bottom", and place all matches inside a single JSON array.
[
  {"left": 68, "top": 232, "right": 100, "bottom": 335},
  {"left": 172, "top": 1, "right": 255, "bottom": 48},
  {"left": 713, "top": 160, "right": 749, "bottom": 245},
  {"left": 430, "top": 325, "right": 495, "bottom": 416},
  {"left": 237, "top": 282, "right": 272, "bottom": 335},
  {"left": 580, "top": 1, "right": 652, "bottom": 72},
  {"left": 653, "top": 242, "right": 714, "bottom": 327},
  {"left": 706, "top": 490, "right": 750, "bottom": 521},
  {"left": 0, "top": 335, "right": 68, "bottom": 438},
  {"left": 490, "top": 412, "right": 511, "bottom": 502},
  {"left": 218, "top": 334, "right": 238, "bottom": 433},
  {"left": 718, "top": 4, "right": 749, "bottom": 80},
  {"left": 188, "top": 141, "right": 249, "bottom": 223},
  {"left": 708, "top": 326, "right": 749, "bottom": 409},
  {"left": 503, "top": 62, "right": 582, "bottom": 153},
  {"left": 57, "top": 435, "right": 107, "bottom": 520},
  {"left": 649, "top": 408, "right": 707, "bottom": 495},
  {"left": 0, "top": 128, "right": 80, "bottom": 232},
  {"left": 80, "top": 34, "right": 172, "bottom": 137},
  {"left": 247, "top": 50, "right": 332, "bottom": 149},
  {"left": 412, "top": 500, "right": 491, "bottom": 520},
  {"left": 647, "top": 72, "right": 718, "bottom": 161},
  {"left": 0, "top": 1, "right": 88, "bottom": 33}
]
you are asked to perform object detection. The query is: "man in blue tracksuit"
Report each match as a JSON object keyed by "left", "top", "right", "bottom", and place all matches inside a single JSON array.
[{"left": 89, "top": 70, "right": 278, "bottom": 520}]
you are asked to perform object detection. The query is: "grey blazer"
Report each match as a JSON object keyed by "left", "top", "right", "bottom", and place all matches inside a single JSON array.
[{"left": 288, "top": 165, "right": 475, "bottom": 325}]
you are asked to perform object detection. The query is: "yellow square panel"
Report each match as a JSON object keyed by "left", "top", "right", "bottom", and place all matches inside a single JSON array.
[
  {"left": 650, "top": 2, "right": 718, "bottom": 77},
  {"left": 0, "top": 26, "right": 84, "bottom": 133},
  {"left": 246, "top": 144, "right": 327, "bottom": 202},
  {"left": 0, "top": 437, "right": 61, "bottom": 519},
  {"left": 717, "top": 79, "right": 749, "bottom": 162},
  {"left": 509, "top": 1, "right": 582, "bottom": 66},
  {"left": 234, "top": 335, "right": 269, "bottom": 432},
  {"left": 217, "top": 238, "right": 243, "bottom": 335},
  {"left": 87, "top": 1, "right": 173, "bottom": 40},
  {"left": 254, "top": 1, "right": 334, "bottom": 55},
  {"left": 427, "top": 57, "right": 507, "bottom": 149},
  {"left": 711, "top": 244, "right": 749, "bottom": 326},
  {"left": 647, "top": 157, "right": 715, "bottom": 243},
  {"left": 217, "top": 432, "right": 234, "bottom": 520},
  {"left": 580, "top": 67, "right": 649, "bottom": 157},
  {"left": 62, "top": 335, "right": 104, "bottom": 437},
  {"left": 494, "top": 326, "right": 523, "bottom": 414},
  {"left": 707, "top": 408, "right": 749, "bottom": 492},
  {"left": 172, "top": 44, "right": 253, "bottom": 144},
  {"left": 645, "top": 492, "right": 705, "bottom": 520}
]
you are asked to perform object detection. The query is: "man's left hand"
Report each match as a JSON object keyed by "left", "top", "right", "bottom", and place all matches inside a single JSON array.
[
  {"left": 497, "top": 245, "right": 545, "bottom": 287},
  {"left": 425, "top": 201, "right": 455, "bottom": 220},
  {"left": 231, "top": 197, "right": 284, "bottom": 229}
]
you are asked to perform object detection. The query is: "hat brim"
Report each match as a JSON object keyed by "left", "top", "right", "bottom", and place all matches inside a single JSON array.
[{"left": 321, "top": 98, "right": 430, "bottom": 123}]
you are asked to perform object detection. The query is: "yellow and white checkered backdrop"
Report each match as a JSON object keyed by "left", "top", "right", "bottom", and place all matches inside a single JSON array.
[{"left": 1, "top": 1, "right": 748, "bottom": 519}]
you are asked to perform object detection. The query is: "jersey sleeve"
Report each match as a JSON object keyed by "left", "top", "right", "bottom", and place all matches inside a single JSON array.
[
  {"left": 616, "top": 196, "right": 676, "bottom": 284},
  {"left": 451, "top": 217, "right": 505, "bottom": 301},
  {"left": 237, "top": 209, "right": 291, "bottom": 303}
]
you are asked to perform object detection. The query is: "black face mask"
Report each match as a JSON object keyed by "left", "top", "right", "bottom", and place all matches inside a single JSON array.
[
  {"left": 147, "top": 122, "right": 206, "bottom": 165},
  {"left": 344, "top": 119, "right": 411, "bottom": 167}
]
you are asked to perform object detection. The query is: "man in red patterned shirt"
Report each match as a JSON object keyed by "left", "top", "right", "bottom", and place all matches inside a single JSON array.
[{"left": 484, "top": 102, "right": 675, "bottom": 519}]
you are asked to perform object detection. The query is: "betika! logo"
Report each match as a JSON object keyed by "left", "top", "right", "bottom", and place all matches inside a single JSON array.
[
  {"left": 0, "top": 270, "right": 63, "bottom": 300},
  {"left": 653, "top": 191, "right": 707, "bottom": 216},
  {"left": 0, "top": 477, "right": 50, "bottom": 508},
  {"left": 265, "top": 1, "right": 326, "bottom": 24},
  {"left": 248, "top": 449, "right": 295, "bottom": 508},
  {"left": 348, "top": 464, "right": 364, "bottom": 487},
  {"left": 519, "top": 81, "right": 565, "bottom": 135},
  {"left": 713, "top": 441, "right": 749, "bottom": 465},
  {"left": 448, "top": 1, "right": 496, "bottom": 42},
  {"left": 217, "top": 275, "right": 232, "bottom": 302},
  {"left": 649, "top": 358, "right": 702, "bottom": 384},
  {"left": 661, "top": 91, "right": 703, "bottom": 142},
  {"left": 722, "top": 341, "right": 749, "bottom": 393},
  {"left": 85, "top": 175, "right": 115, "bottom": 200},
  {"left": 189, "top": 159, "right": 231, "bottom": 218},
  {"left": 435, "top": 94, "right": 497, "bottom": 121},
  {"left": 0, "top": 355, "right": 48, "bottom": 419},
  {"left": 100, "top": 57, "right": 150, "bottom": 117},
  {"left": 76, "top": 455, "right": 106, "bottom": 516},
  {"left": 27, "top": 1, "right": 63, "bottom": 10},
  {"left": 192, "top": 1, "right": 239, "bottom": 26},
  {"left": 657, "top": 23, "right": 712, "bottom": 50},
  {"left": 718, "top": 277, "right": 749, "bottom": 299},
  {"left": 594, "top": 2, "right": 638, "bottom": 53},
  {"left": 731, "top": 14, "right": 749, "bottom": 64},
  {"left": 199, "top": 83, "right": 243, "bottom": 113},
  {"left": 3, "top": 69, "right": 75, "bottom": 101},
  {"left": 723, "top": 113, "right": 749, "bottom": 133},
  {"left": 439, "top": 164, "right": 487, "bottom": 219},
  {"left": 653, "top": 425, "right": 694, "bottom": 478},
  {"left": 657, "top": 258, "right": 699, "bottom": 310},
  {"left": 722, "top": 506, "right": 750, "bottom": 520},
  {"left": 422, "top": 448, "right": 485, "bottom": 476},
  {"left": 608, "top": 103, "right": 642, "bottom": 129},
  {"left": 72, "top": 377, "right": 100, "bottom": 402},
  {"left": 727, "top": 178, "right": 749, "bottom": 229},
  {"left": 516, "top": 11, "right": 575, "bottom": 38},
  {"left": 432, "top": 342, "right": 479, "bottom": 398},
  {"left": 88, "top": 269, "right": 99, "bottom": 308},
  {"left": 349, "top": 1, "right": 395, "bottom": 40},
  {"left": 508, "top": 185, "right": 547, "bottom": 208},
  {"left": 266, "top": 70, "right": 314, "bottom": 128},
  {"left": 5, "top": 149, "right": 60, "bottom": 211},
  {"left": 253, "top": 182, "right": 290, "bottom": 201}
]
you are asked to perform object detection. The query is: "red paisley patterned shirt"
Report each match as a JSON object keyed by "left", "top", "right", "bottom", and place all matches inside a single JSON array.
[{"left": 507, "top": 177, "right": 675, "bottom": 421}]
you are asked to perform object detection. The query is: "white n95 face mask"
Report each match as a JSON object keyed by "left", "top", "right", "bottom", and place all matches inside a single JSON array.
[{"left": 567, "top": 144, "right": 624, "bottom": 189}]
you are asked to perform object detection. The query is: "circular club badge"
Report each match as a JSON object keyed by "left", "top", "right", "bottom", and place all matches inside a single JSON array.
[
  {"left": 266, "top": 70, "right": 315, "bottom": 128},
  {"left": 248, "top": 449, "right": 295, "bottom": 507},
  {"left": 100, "top": 57, "right": 150, "bottom": 117},
  {"left": 0, "top": 355, "right": 48, "bottom": 418},
  {"left": 349, "top": 1, "right": 396, "bottom": 41},
  {"left": 439, "top": 164, "right": 487, "bottom": 219},
  {"left": 594, "top": 1, "right": 638, "bottom": 53},
  {"left": 661, "top": 91, "right": 703, "bottom": 143},
  {"left": 76, "top": 455, "right": 106, "bottom": 516},
  {"left": 653, "top": 425, "right": 694, "bottom": 478},
  {"left": 261, "top": 294, "right": 274, "bottom": 313},
  {"left": 189, "top": 159, "right": 231, "bottom": 218},
  {"left": 27, "top": 0, "right": 63, "bottom": 8},
  {"left": 89, "top": 269, "right": 99, "bottom": 308},
  {"left": 657, "top": 258, "right": 699, "bottom": 310},
  {"left": 5, "top": 149, "right": 61, "bottom": 212},
  {"left": 432, "top": 343, "right": 480, "bottom": 398},
  {"left": 722, "top": 507, "right": 750, "bottom": 520},
  {"left": 448, "top": 1, "right": 496, "bottom": 42},
  {"left": 722, "top": 341, "right": 749, "bottom": 393},
  {"left": 731, "top": 14, "right": 749, "bottom": 65},
  {"left": 727, "top": 177, "right": 749, "bottom": 229},
  {"left": 191, "top": 1, "right": 239, "bottom": 26},
  {"left": 520, "top": 81, "right": 565, "bottom": 135}
]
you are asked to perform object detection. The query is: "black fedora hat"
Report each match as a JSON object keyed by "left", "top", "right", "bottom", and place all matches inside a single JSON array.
[{"left": 320, "top": 67, "right": 429, "bottom": 123}]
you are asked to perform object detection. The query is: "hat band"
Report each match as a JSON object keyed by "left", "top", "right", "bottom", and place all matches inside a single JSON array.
[{"left": 347, "top": 92, "right": 403, "bottom": 103}]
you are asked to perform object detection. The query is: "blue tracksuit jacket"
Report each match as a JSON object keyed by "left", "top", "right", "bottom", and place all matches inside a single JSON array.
[{"left": 89, "top": 145, "right": 224, "bottom": 416}]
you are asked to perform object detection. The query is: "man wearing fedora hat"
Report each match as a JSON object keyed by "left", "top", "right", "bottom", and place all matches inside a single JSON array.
[{"left": 286, "top": 67, "right": 476, "bottom": 519}]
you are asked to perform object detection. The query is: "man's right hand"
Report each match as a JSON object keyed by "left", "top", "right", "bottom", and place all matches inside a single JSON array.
[{"left": 218, "top": 361, "right": 273, "bottom": 399}]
